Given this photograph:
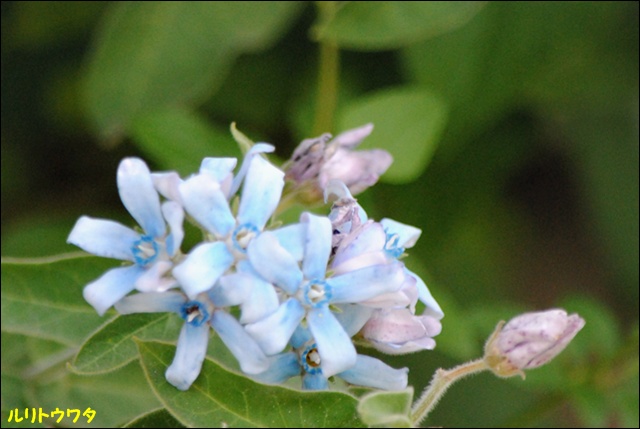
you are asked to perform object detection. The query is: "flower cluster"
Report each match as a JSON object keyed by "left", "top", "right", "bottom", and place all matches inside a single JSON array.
[{"left": 68, "top": 124, "right": 443, "bottom": 391}]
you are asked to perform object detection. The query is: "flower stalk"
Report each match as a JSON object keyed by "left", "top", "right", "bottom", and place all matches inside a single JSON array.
[{"left": 313, "top": 1, "right": 340, "bottom": 135}]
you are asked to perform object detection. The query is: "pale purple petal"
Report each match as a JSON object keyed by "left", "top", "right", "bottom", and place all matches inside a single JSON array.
[
  {"left": 179, "top": 173, "right": 234, "bottom": 237},
  {"left": 83, "top": 265, "right": 145, "bottom": 315},
  {"left": 247, "top": 232, "right": 303, "bottom": 294},
  {"left": 230, "top": 143, "right": 275, "bottom": 196},
  {"left": 339, "top": 355, "right": 408, "bottom": 390},
  {"left": 117, "top": 158, "right": 165, "bottom": 238},
  {"left": 380, "top": 218, "right": 422, "bottom": 248},
  {"left": 253, "top": 353, "right": 300, "bottom": 384},
  {"left": 135, "top": 260, "right": 176, "bottom": 292},
  {"left": 369, "top": 337, "right": 437, "bottom": 355},
  {"left": 67, "top": 216, "right": 138, "bottom": 261},
  {"left": 237, "top": 155, "right": 284, "bottom": 230},
  {"left": 165, "top": 323, "right": 210, "bottom": 390},
  {"left": 407, "top": 268, "right": 444, "bottom": 319},
  {"left": 271, "top": 223, "right": 305, "bottom": 261},
  {"left": 362, "top": 309, "right": 442, "bottom": 345},
  {"left": 115, "top": 291, "right": 185, "bottom": 314},
  {"left": 245, "top": 298, "right": 305, "bottom": 355},
  {"left": 151, "top": 171, "right": 183, "bottom": 204},
  {"left": 210, "top": 311, "right": 269, "bottom": 374},
  {"left": 319, "top": 148, "right": 392, "bottom": 195},
  {"left": 332, "top": 221, "right": 387, "bottom": 271},
  {"left": 285, "top": 134, "right": 329, "bottom": 182},
  {"left": 173, "top": 242, "right": 234, "bottom": 298},
  {"left": 162, "top": 201, "right": 184, "bottom": 257},
  {"left": 328, "top": 262, "right": 405, "bottom": 304},
  {"left": 301, "top": 213, "right": 332, "bottom": 280},
  {"left": 307, "top": 306, "right": 356, "bottom": 377},
  {"left": 330, "top": 123, "right": 373, "bottom": 149}
]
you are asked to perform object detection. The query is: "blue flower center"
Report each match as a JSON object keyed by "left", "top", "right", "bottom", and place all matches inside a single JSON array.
[
  {"left": 132, "top": 235, "right": 159, "bottom": 266},
  {"left": 179, "top": 301, "right": 210, "bottom": 327},
  {"left": 303, "top": 279, "right": 332, "bottom": 308},
  {"left": 301, "top": 344, "right": 322, "bottom": 375},
  {"left": 231, "top": 223, "right": 260, "bottom": 253},
  {"left": 384, "top": 233, "right": 404, "bottom": 259}
]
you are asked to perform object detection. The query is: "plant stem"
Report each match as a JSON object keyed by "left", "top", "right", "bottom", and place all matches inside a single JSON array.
[
  {"left": 313, "top": 1, "right": 340, "bottom": 135},
  {"left": 411, "top": 358, "right": 489, "bottom": 427}
]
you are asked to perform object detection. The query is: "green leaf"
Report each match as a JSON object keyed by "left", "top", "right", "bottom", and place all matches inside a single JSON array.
[
  {"left": 83, "top": 2, "right": 302, "bottom": 138},
  {"left": 136, "top": 339, "right": 365, "bottom": 428},
  {"left": 357, "top": 388, "right": 414, "bottom": 428},
  {"left": 338, "top": 87, "right": 447, "bottom": 183},
  {"left": 71, "top": 313, "right": 182, "bottom": 375},
  {"left": 130, "top": 107, "right": 240, "bottom": 175},
  {"left": 123, "top": 408, "right": 186, "bottom": 428},
  {"left": 317, "top": 2, "right": 486, "bottom": 50},
  {"left": 0, "top": 255, "right": 116, "bottom": 346}
]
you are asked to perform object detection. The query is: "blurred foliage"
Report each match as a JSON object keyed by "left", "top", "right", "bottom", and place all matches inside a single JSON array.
[{"left": 1, "top": 1, "right": 638, "bottom": 428}]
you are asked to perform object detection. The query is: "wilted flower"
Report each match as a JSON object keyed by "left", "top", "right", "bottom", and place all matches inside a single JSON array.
[
  {"left": 484, "top": 309, "right": 585, "bottom": 378},
  {"left": 285, "top": 124, "right": 392, "bottom": 199}
]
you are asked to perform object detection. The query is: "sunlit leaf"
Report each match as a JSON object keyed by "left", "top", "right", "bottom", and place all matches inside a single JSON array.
[
  {"left": 136, "top": 339, "right": 365, "bottom": 428},
  {"left": 84, "top": 2, "right": 302, "bottom": 138},
  {"left": 1, "top": 255, "right": 116, "bottom": 346},
  {"left": 317, "top": 2, "right": 486, "bottom": 50}
]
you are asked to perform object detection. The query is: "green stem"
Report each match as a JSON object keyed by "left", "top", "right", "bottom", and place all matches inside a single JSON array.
[
  {"left": 411, "top": 358, "right": 489, "bottom": 427},
  {"left": 313, "top": 1, "right": 340, "bottom": 135}
]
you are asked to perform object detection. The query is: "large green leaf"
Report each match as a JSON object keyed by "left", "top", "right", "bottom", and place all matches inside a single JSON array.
[
  {"left": 123, "top": 408, "right": 186, "bottom": 428},
  {"left": 136, "top": 339, "right": 365, "bottom": 428},
  {"left": 338, "top": 87, "right": 447, "bottom": 183},
  {"left": 317, "top": 2, "right": 485, "bottom": 50},
  {"left": 357, "top": 388, "right": 414, "bottom": 427},
  {"left": 1, "top": 255, "right": 116, "bottom": 346},
  {"left": 83, "top": 2, "right": 302, "bottom": 138},
  {"left": 71, "top": 313, "right": 181, "bottom": 375},
  {"left": 130, "top": 107, "right": 240, "bottom": 175}
]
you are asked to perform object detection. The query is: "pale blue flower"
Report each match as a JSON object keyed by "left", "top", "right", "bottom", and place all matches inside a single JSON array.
[
  {"left": 255, "top": 322, "right": 407, "bottom": 391},
  {"left": 172, "top": 144, "right": 305, "bottom": 298},
  {"left": 115, "top": 291, "right": 269, "bottom": 390},
  {"left": 244, "top": 212, "right": 406, "bottom": 377},
  {"left": 68, "top": 158, "right": 184, "bottom": 315}
]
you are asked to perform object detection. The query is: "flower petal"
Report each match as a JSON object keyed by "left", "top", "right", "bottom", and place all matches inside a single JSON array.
[
  {"left": 67, "top": 216, "right": 138, "bottom": 261},
  {"left": 332, "top": 221, "right": 387, "bottom": 271},
  {"left": 115, "top": 291, "right": 185, "bottom": 314},
  {"left": 237, "top": 155, "right": 284, "bottom": 231},
  {"left": 307, "top": 306, "right": 356, "bottom": 377},
  {"left": 380, "top": 218, "right": 421, "bottom": 248},
  {"left": 328, "top": 262, "right": 405, "bottom": 304},
  {"left": 162, "top": 201, "right": 184, "bottom": 257},
  {"left": 253, "top": 352, "right": 300, "bottom": 385},
  {"left": 199, "top": 157, "right": 237, "bottom": 182},
  {"left": 151, "top": 171, "right": 183, "bottom": 204},
  {"left": 339, "top": 355, "right": 408, "bottom": 390},
  {"left": 211, "top": 272, "right": 279, "bottom": 324},
  {"left": 247, "top": 232, "right": 303, "bottom": 294},
  {"left": 272, "top": 223, "right": 305, "bottom": 261},
  {"left": 330, "top": 123, "right": 373, "bottom": 149},
  {"left": 407, "top": 268, "right": 444, "bottom": 319},
  {"left": 173, "top": 242, "right": 234, "bottom": 298},
  {"left": 301, "top": 213, "right": 332, "bottom": 280},
  {"left": 230, "top": 143, "right": 275, "bottom": 196},
  {"left": 302, "top": 372, "right": 329, "bottom": 390},
  {"left": 210, "top": 311, "right": 269, "bottom": 374},
  {"left": 83, "top": 265, "right": 145, "bottom": 315},
  {"left": 165, "top": 323, "right": 210, "bottom": 390},
  {"left": 179, "top": 173, "right": 234, "bottom": 237},
  {"left": 332, "top": 304, "right": 374, "bottom": 336},
  {"left": 135, "top": 260, "right": 176, "bottom": 292},
  {"left": 117, "top": 158, "right": 165, "bottom": 238},
  {"left": 245, "top": 298, "right": 305, "bottom": 355}
]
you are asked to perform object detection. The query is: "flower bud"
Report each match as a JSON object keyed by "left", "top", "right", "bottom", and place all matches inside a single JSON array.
[{"left": 483, "top": 309, "right": 585, "bottom": 378}]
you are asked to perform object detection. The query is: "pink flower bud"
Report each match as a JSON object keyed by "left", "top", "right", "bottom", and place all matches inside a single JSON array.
[
  {"left": 362, "top": 308, "right": 442, "bottom": 355},
  {"left": 484, "top": 309, "right": 585, "bottom": 378}
]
